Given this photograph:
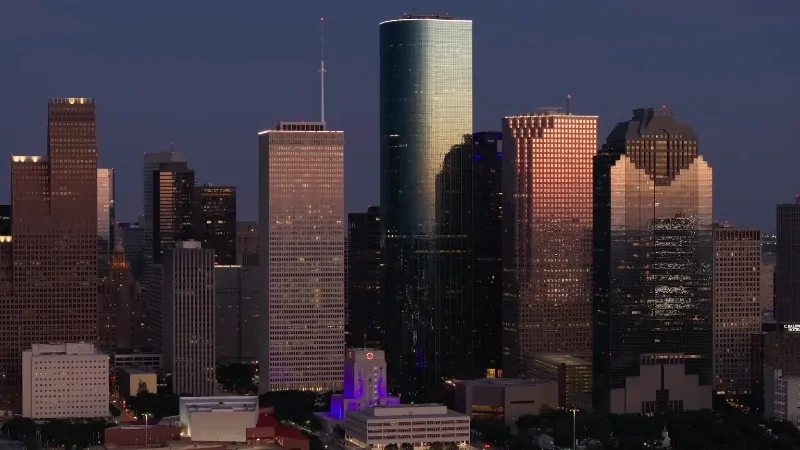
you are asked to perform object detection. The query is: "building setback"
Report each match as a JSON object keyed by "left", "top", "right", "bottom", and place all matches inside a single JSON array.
[
  {"left": 258, "top": 121, "right": 345, "bottom": 392},
  {"left": 236, "top": 221, "right": 259, "bottom": 267},
  {"left": 502, "top": 113, "right": 597, "bottom": 377},
  {"left": 712, "top": 225, "right": 762, "bottom": 395},
  {"left": 593, "top": 107, "right": 713, "bottom": 414},
  {"left": 6, "top": 98, "right": 99, "bottom": 406}
]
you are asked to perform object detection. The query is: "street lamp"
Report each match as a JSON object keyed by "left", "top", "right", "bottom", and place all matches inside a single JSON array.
[
  {"left": 571, "top": 408, "right": 578, "bottom": 450},
  {"left": 143, "top": 413, "right": 153, "bottom": 448}
]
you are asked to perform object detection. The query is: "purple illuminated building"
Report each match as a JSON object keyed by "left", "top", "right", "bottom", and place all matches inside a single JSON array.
[{"left": 328, "top": 349, "right": 400, "bottom": 421}]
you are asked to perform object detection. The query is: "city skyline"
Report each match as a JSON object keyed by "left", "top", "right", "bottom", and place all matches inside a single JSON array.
[{"left": 0, "top": 2, "right": 797, "bottom": 232}]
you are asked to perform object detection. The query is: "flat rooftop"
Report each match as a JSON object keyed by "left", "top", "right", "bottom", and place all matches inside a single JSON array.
[
  {"left": 180, "top": 396, "right": 257, "bottom": 413},
  {"left": 119, "top": 367, "right": 156, "bottom": 375},
  {"left": 348, "top": 404, "right": 467, "bottom": 420},
  {"left": 529, "top": 354, "right": 592, "bottom": 366},
  {"left": 460, "top": 378, "right": 557, "bottom": 387}
]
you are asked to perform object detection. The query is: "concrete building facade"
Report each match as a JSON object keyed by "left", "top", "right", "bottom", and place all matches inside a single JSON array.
[
  {"left": 163, "top": 241, "right": 216, "bottom": 396},
  {"left": 344, "top": 404, "right": 470, "bottom": 450},
  {"left": 258, "top": 121, "right": 345, "bottom": 392},
  {"left": 713, "top": 226, "right": 762, "bottom": 395},
  {"left": 454, "top": 378, "right": 558, "bottom": 426},
  {"left": 22, "top": 343, "right": 109, "bottom": 419}
]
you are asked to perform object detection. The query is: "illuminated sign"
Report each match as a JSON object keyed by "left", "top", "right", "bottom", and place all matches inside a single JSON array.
[
  {"left": 784, "top": 324, "right": 800, "bottom": 332},
  {"left": 366, "top": 352, "right": 374, "bottom": 360}
]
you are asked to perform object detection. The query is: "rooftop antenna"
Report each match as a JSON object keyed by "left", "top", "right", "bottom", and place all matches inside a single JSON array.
[
  {"left": 566, "top": 94, "right": 572, "bottom": 115},
  {"left": 319, "top": 17, "right": 326, "bottom": 124},
  {"left": 169, "top": 141, "right": 175, "bottom": 152}
]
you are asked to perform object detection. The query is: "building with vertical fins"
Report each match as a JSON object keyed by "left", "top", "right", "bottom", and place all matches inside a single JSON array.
[
  {"left": 5, "top": 98, "right": 99, "bottom": 408},
  {"left": 98, "top": 168, "right": 115, "bottom": 278},
  {"left": 258, "top": 121, "right": 345, "bottom": 392},
  {"left": 502, "top": 113, "right": 597, "bottom": 377},
  {"left": 163, "top": 241, "right": 216, "bottom": 396},
  {"left": 194, "top": 184, "right": 237, "bottom": 265},
  {"left": 346, "top": 207, "right": 383, "bottom": 349},
  {"left": 593, "top": 107, "right": 713, "bottom": 414},
  {"left": 712, "top": 225, "right": 761, "bottom": 396},
  {"left": 776, "top": 199, "right": 800, "bottom": 323},
  {"left": 470, "top": 132, "right": 504, "bottom": 378},
  {"left": 379, "top": 14, "right": 473, "bottom": 395}
]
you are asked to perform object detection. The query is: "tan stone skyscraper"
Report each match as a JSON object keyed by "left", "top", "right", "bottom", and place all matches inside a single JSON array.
[
  {"left": 258, "top": 121, "right": 345, "bottom": 392},
  {"left": 6, "top": 98, "right": 98, "bottom": 396},
  {"left": 502, "top": 112, "right": 598, "bottom": 376},
  {"left": 713, "top": 225, "right": 762, "bottom": 395}
]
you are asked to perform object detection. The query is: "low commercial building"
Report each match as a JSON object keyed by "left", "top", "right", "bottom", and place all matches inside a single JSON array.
[
  {"left": 118, "top": 367, "right": 158, "bottom": 399},
  {"left": 172, "top": 397, "right": 307, "bottom": 449},
  {"left": 344, "top": 404, "right": 470, "bottom": 450},
  {"left": 609, "top": 353, "right": 712, "bottom": 414},
  {"left": 112, "top": 349, "right": 163, "bottom": 374},
  {"left": 455, "top": 378, "right": 558, "bottom": 426},
  {"left": 22, "top": 343, "right": 109, "bottom": 420},
  {"left": 526, "top": 354, "right": 592, "bottom": 408}
]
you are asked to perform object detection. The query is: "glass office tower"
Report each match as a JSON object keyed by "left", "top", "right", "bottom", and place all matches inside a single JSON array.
[
  {"left": 379, "top": 14, "right": 472, "bottom": 396},
  {"left": 593, "top": 107, "right": 713, "bottom": 413}
]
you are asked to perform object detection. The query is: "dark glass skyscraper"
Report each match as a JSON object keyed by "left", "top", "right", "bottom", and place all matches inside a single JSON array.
[
  {"left": 469, "top": 132, "right": 503, "bottom": 377},
  {"left": 380, "top": 14, "right": 472, "bottom": 395},
  {"left": 346, "top": 206, "right": 383, "bottom": 349},
  {"left": 194, "top": 184, "right": 237, "bottom": 265},
  {"left": 776, "top": 199, "right": 800, "bottom": 323},
  {"left": 593, "top": 107, "right": 713, "bottom": 413},
  {"left": 152, "top": 162, "right": 195, "bottom": 264}
]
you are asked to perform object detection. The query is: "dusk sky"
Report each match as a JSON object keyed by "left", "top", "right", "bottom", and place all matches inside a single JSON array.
[{"left": 0, "top": 1, "right": 797, "bottom": 231}]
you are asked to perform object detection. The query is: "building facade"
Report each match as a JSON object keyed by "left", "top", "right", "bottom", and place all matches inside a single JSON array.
[
  {"left": 118, "top": 221, "right": 145, "bottom": 281},
  {"left": 22, "top": 343, "right": 109, "bottom": 419},
  {"left": 713, "top": 226, "right": 762, "bottom": 395},
  {"left": 344, "top": 404, "right": 470, "bottom": 450},
  {"left": 379, "top": 14, "right": 473, "bottom": 394},
  {"left": 470, "top": 132, "right": 504, "bottom": 378},
  {"left": 258, "top": 122, "right": 345, "bottom": 392},
  {"left": 236, "top": 221, "right": 259, "bottom": 267},
  {"left": 142, "top": 149, "right": 186, "bottom": 269},
  {"left": 454, "top": 378, "right": 558, "bottom": 426},
  {"left": 163, "top": 241, "right": 216, "bottom": 396},
  {"left": 776, "top": 200, "right": 800, "bottom": 323},
  {"left": 502, "top": 113, "right": 597, "bottom": 376},
  {"left": 8, "top": 98, "right": 99, "bottom": 397},
  {"left": 347, "top": 207, "right": 383, "bottom": 349},
  {"left": 98, "top": 243, "right": 148, "bottom": 354},
  {"left": 215, "top": 265, "right": 260, "bottom": 363},
  {"left": 328, "top": 349, "right": 400, "bottom": 421},
  {"left": 98, "top": 168, "right": 115, "bottom": 278},
  {"left": 593, "top": 107, "right": 713, "bottom": 413},
  {"left": 195, "top": 185, "right": 237, "bottom": 265}
]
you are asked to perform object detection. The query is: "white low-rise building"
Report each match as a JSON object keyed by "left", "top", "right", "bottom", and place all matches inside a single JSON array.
[
  {"left": 179, "top": 396, "right": 258, "bottom": 442},
  {"left": 344, "top": 404, "right": 470, "bottom": 450},
  {"left": 22, "top": 343, "right": 109, "bottom": 419}
]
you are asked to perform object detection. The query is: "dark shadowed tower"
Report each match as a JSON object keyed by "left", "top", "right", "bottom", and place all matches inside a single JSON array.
[
  {"left": 593, "top": 107, "right": 713, "bottom": 413},
  {"left": 346, "top": 206, "right": 383, "bottom": 349},
  {"left": 776, "top": 198, "right": 800, "bottom": 323}
]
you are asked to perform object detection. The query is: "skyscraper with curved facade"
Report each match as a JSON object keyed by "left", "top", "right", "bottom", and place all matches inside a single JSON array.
[
  {"left": 379, "top": 14, "right": 472, "bottom": 395},
  {"left": 593, "top": 107, "right": 713, "bottom": 413}
]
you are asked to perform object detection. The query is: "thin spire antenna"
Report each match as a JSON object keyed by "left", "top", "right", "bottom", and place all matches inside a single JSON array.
[
  {"left": 319, "top": 17, "right": 326, "bottom": 124},
  {"left": 566, "top": 93, "right": 572, "bottom": 115}
]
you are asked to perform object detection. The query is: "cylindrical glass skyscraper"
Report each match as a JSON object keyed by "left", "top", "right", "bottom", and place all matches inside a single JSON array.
[{"left": 379, "top": 14, "right": 472, "bottom": 397}]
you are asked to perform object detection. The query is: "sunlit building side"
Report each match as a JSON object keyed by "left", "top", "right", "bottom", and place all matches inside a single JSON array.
[
  {"left": 502, "top": 112, "right": 597, "bottom": 377},
  {"left": 379, "top": 14, "right": 472, "bottom": 395},
  {"left": 593, "top": 107, "right": 713, "bottom": 414}
]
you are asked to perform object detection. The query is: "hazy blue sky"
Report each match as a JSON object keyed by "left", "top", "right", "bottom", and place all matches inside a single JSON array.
[{"left": 0, "top": 1, "right": 798, "bottom": 230}]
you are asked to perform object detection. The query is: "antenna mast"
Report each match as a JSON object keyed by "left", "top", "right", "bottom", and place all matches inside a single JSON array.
[
  {"left": 566, "top": 93, "right": 572, "bottom": 115},
  {"left": 319, "top": 17, "right": 326, "bottom": 124}
]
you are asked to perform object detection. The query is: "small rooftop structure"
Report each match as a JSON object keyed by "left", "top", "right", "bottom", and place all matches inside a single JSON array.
[
  {"left": 180, "top": 396, "right": 258, "bottom": 413},
  {"left": 29, "top": 342, "right": 101, "bottom": 356}
]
